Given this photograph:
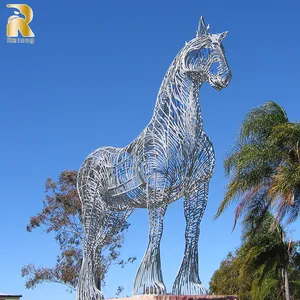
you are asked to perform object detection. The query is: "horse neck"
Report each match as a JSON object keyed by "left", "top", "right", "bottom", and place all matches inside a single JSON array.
[{"left": 151, "top": 58, "right": 204, "bottom": 130}]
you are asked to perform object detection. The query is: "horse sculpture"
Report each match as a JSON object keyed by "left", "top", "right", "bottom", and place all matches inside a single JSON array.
[{"left": 77, "top": 17, "right": 231, "bottom": 300}]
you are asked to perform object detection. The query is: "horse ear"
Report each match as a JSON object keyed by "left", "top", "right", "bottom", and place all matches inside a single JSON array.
[
  {"left": 196, "top": 16, "right": 210, "bottom": 37},
  {"left": 218, "top": 31, "right": 228, "bottom": 42}
]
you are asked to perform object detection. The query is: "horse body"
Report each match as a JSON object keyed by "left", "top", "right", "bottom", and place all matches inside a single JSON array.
[
  {"left": 77, "top": 17, "right": 231, "bottom": 300},
  {"left": 78, "top": 130, "right": 214, "bottom": 210}
]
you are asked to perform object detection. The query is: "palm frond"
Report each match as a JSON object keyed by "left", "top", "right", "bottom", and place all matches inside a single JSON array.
[{"left": 239, "top": 101, "right": 288, "bottom": 143}]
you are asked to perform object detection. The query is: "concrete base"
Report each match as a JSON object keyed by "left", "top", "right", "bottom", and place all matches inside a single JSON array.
[{"left": 110, "top": 295, "right": 238, "bottom": 300}]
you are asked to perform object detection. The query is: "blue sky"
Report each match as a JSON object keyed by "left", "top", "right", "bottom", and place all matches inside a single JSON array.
[{"left": 1, "top": 0, "right": 300, "bottom": 299}]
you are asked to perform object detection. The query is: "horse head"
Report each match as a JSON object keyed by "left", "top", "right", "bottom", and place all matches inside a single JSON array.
[{"left": 180, "top": 17, "right": 231, "bottom": 90}]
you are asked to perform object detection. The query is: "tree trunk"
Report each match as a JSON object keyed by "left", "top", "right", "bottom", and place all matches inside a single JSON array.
[
  {"left": 280, "top": 230, "right": 290, "bottom": 300},
  {"left": 284, "top": 267, "right": 290, "bottom": 300}
]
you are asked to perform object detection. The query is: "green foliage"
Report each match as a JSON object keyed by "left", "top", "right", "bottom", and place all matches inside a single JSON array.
[
  {"left": 209, "top": 214, "right": 300, "bottom": 299},
  {"left": 209, "top": 251, "right": 250, "bottom": 299}
]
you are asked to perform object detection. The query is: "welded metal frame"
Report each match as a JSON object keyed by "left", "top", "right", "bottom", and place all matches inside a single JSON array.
[{"left": 76, "top": 17, "right": 231, "bottom": 300}]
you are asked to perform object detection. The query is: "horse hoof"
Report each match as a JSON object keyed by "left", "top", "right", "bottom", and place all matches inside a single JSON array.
[
  {"left": 172, "top": 281, "right": 207, "bottom": 295},
  {"left": 133, "top": 282, "right": 166, "bottom": 296}
]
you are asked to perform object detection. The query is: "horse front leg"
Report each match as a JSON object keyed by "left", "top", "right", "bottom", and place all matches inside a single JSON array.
[
  {"left": 133, "top": 191, "right": 168, "bottom": 295},
  {"left": 172, "top": 181, "right": 208, "bottom": 295}
]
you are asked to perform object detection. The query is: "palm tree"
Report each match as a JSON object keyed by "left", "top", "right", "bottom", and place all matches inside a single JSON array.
[
  {"left": 238, "top": 209, "right": 291, "bottom": 300},
  {"left": 239, "top": 205, "right": 300, "bottom": 300},
  {"left": 216, "top": 101, "right": 300, "bottom": 226},
  {"left": 215, "top": 101, "right": 300, "bottom": 299}
]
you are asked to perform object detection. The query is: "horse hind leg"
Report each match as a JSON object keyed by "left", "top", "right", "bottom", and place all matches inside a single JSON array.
[
  {"left": 76, "top": 166, "right": 106, "bottom": 300},
  {"left": 76, "top": 167, "right": 133, "bottom": 300},
  {"left": 78, "top": 212, "right": 132, "bottom": 300},
  {"left": 77, "top": 202, "right": 133, "bottom": 299}
]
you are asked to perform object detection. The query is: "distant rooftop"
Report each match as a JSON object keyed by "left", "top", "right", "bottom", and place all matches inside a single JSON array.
[{"left": 0, "top": 293, "right": 22, "bottom": 299}]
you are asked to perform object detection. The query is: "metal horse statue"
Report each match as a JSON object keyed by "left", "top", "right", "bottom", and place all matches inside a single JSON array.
[{"left": 77, "top": 17, "right": 231, "bottom": 300}]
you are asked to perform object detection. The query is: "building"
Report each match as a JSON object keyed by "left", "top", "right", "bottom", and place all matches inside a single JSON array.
[{"left": 0, "top": 294, "right": 22, "bottom": 300}]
